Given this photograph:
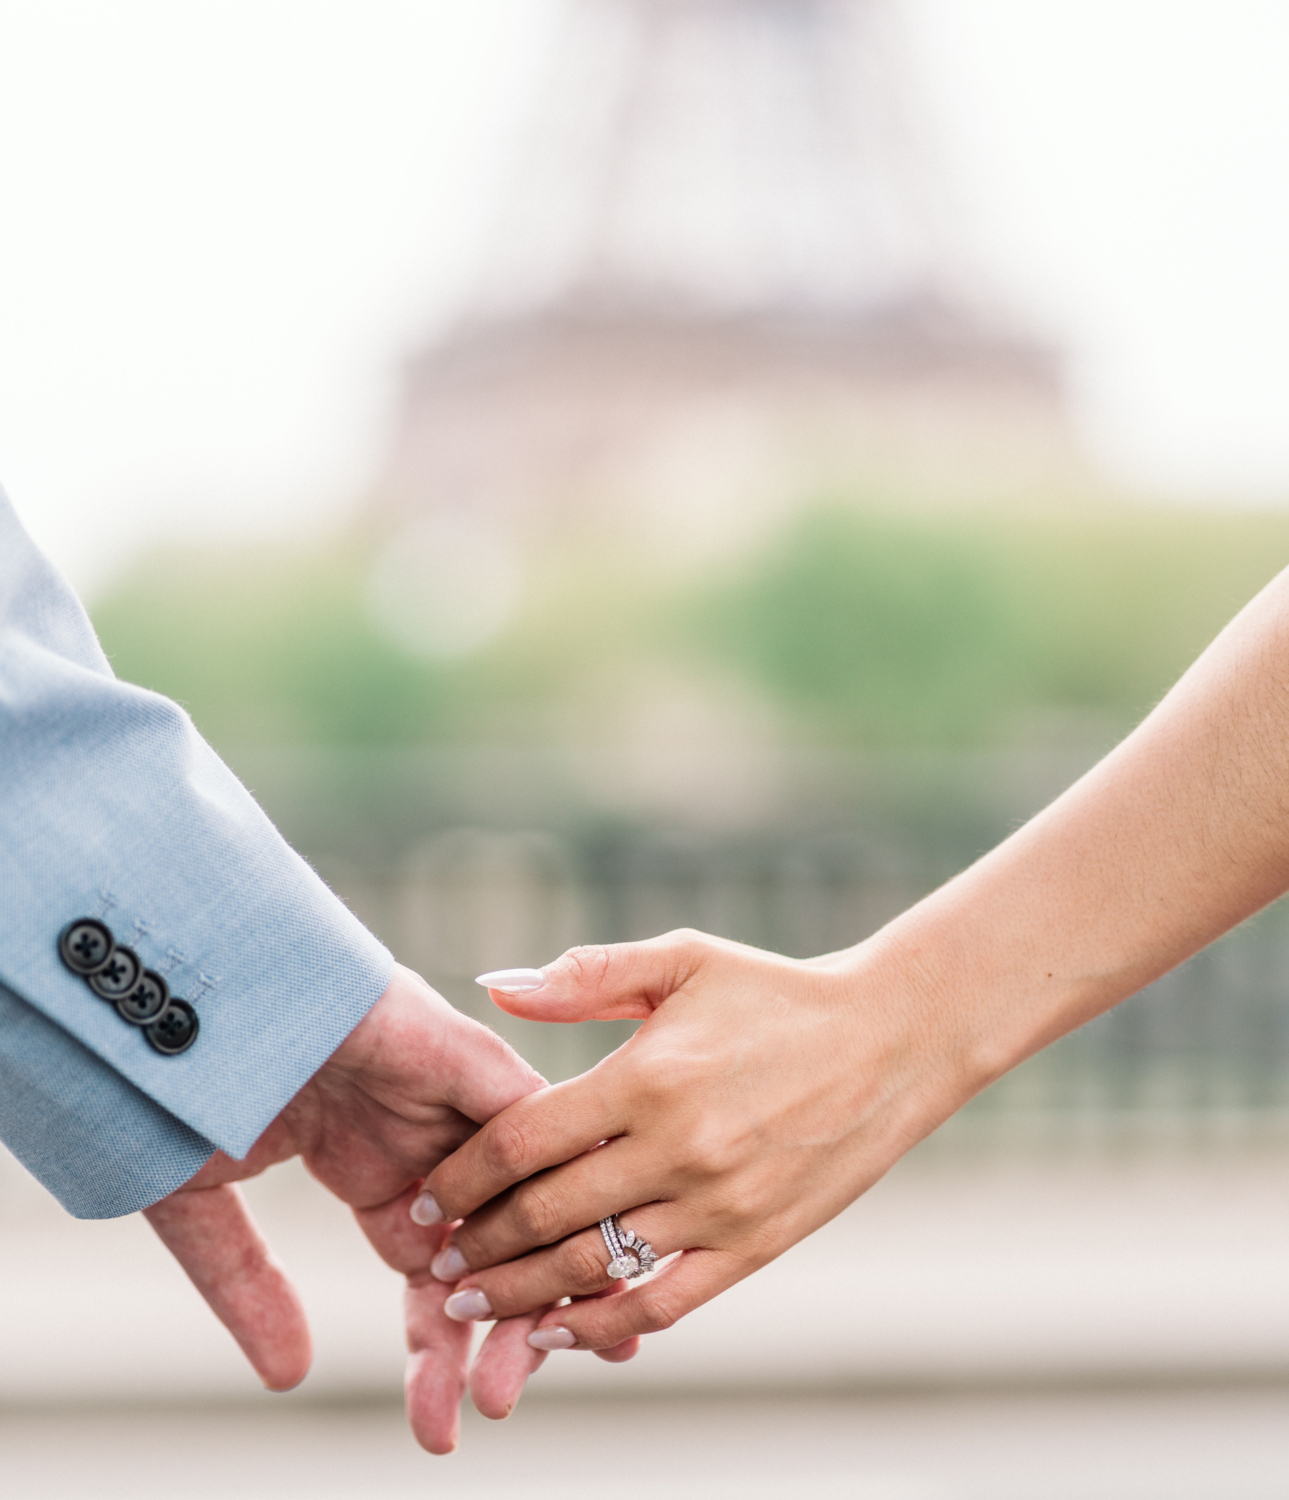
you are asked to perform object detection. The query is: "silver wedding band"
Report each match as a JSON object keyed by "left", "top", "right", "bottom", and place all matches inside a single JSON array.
[{"left": 598, "top": 1214, "right": 658, "bottom": 1280}]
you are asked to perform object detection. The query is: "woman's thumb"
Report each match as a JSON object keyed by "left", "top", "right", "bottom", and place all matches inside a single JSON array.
[{"left": 477, "top": 934, "right": 705, "bottom": 1022}]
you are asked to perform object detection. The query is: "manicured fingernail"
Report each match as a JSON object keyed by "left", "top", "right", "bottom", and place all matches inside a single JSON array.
[
  {"left": 431, "top": 1245, "right": 469, "bottom": 1282},
  {"left": 527, "top": 1325, "right": 576, "bottom": 1351},
  {"left": 409, "top": 1191, "right": 443, "bottom": 1226},
  {"left": 444, "top": 1287, "right": 494, "bottom": 1322},
  {"left": 475, "top": 967, "right": 546, "bottom": 994}
]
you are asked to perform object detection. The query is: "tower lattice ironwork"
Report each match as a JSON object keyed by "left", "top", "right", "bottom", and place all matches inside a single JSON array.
[{"left": 376, "top": 0, "right": 1076, "bottom": 653}]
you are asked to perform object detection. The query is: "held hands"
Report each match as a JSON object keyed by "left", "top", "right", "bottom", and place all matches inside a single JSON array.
[
  {"left": 140, "top": 964, "right": 552, "bottom": 1453},
  {"left": 133, "top": 924, "right": 1008, "bottom": 1435},
  {"left": 420, "top": 929, "right": 986, "bottom": 1355},
  {"left": 142, "top": 563, "right": 1289, "bottom": 1426}
]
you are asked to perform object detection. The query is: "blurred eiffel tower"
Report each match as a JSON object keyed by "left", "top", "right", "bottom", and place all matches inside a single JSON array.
[{"left": 377, "top": 0, "right": 1077, "bottom": 654}]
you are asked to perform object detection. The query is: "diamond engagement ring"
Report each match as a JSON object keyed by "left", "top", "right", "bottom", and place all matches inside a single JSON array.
[{"left": 599, "top": 1215, "right": 657, "bottom": 1280}]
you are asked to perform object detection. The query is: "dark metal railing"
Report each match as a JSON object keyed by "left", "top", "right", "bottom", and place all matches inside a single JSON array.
[{"left": 324, "top": 825, "right": 1289, "bottom": 1137}]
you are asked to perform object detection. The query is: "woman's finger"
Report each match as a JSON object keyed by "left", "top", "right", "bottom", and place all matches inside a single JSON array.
[
  {"left": 593, "top": 1334, "right": 644, "bottom": 1363},
  {"left": 428, "top": 932, "right": 732, "bottom": 1223},
  {"left": 525, "top": 1248, "right": 746, "bottom": 1352},
  {"left": 469, "top": 1292, "right": 642, "bottom": 1418},
  {"left": 483, "top": 931, "right": 714, "bottom": 1023},
  {"left": 442, "top": 1206, "right": 685, "bottom": 1324},
  {"left": 143, "top": 1183, "right": 311, "bottom": 1393},
  {"left": 573, "top": 1284, "right": 644, "bottom": 1363},
  {"left": 442, "top": 1136, "right": 669, "bottom": 1273},
  {"left": 424, "top": 1069, "right": 630, "bottom": 1223}
]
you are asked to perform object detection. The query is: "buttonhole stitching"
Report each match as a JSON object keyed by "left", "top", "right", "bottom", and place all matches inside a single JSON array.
[
  {"left": 191, "top": 972, "right": 219, "bottom": 1005},
  {"left": 158, "top": 946, "right": 187, "bottom": 979}
]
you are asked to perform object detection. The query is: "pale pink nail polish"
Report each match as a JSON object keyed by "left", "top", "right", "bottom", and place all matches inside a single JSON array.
[
  {"left": 431, "top": 1245, "right": 469, "bottom": 1282},
  {"left": 444, "top": 1287, "right": 494, "bottom": 1322},
  {"left": 475, "top": 967, "right": 546, "bottom": 994},
  {"left": 409, "top": 1191, "right": 443, "bottom": 1226},
  {"left": 527, "top": 1326, "right": 576, "bottom": 1351}
]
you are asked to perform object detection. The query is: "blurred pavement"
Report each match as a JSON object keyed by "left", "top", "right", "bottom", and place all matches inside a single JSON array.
[
  {"left": 11, "top": 1387, "right": 1289, "bottom": 1500},
  {"left": 4, "top": 1142, "right": 1289, "bottom": 1404}
]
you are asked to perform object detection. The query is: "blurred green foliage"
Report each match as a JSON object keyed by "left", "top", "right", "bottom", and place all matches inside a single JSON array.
[
  {"left": 93, "top": 502, "right": 1289, "bottom": 753},
  {"left": 94, "top": 541, "right": 506, "bottom": 745},
  {"left": 693, "top": 505, "right": 1289, "bottom": 744}
]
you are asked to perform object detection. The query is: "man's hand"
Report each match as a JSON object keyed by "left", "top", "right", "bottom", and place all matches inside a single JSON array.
[{"left": 141, "top": 965, "right": 549, "bottom": 1453}]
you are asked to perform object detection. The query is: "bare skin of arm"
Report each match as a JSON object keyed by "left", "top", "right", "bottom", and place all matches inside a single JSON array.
[{"left": 416, "top": 564, "right": 1289, "bottom": 1354}]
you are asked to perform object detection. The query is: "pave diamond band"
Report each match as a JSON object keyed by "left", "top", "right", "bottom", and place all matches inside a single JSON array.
[{"left": 598, "top": 1215, "right": 658, "bottom": 1280}]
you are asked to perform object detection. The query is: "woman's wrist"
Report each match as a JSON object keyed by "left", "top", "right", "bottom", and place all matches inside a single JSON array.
[
  {"left": 824, "top": 886, "right": 1101, "bottom": 1144},
  {"left": 806, "top": 937, "right": 997, "bottom": 1172}
]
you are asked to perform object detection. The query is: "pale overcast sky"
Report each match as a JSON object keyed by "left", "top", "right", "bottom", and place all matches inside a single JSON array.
[{"left": 1, "top": 0, "right": 1288, "bottom": 594}]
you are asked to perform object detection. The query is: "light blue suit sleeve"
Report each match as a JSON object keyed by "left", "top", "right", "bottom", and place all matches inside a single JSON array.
[{"left": 0, "top": 490, "right": 395, "bottom": 1218}]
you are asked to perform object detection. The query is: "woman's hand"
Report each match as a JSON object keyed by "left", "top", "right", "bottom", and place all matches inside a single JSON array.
[
  {"left": 419, "top": 929, "right": 988, "bottom": 1352},
  {"left": 428, "top": 562, "right": 1289, "bottom": 1357}
]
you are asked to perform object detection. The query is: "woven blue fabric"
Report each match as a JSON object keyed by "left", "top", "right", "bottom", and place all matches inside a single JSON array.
[
  {"left": 0, "top": 490, "right": 394, "bottom": 1217},
  {"left": 0, "top": 981, "right": 213, "bottom": 1217}
]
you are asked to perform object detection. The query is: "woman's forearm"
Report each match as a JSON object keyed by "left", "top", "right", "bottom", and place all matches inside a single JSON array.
[{"left": 853, "top": 564, "right": 1289, "bottom": 1096}]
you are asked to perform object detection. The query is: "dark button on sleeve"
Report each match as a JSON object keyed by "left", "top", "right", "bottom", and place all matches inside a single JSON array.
[
  {"left": 58, "top": 914, "right": 201, "bottom": 1056},
  {"left": 88, "top": 945, "right": 143, "bottom": 1001},
  {"left": 116, "top": 970, "right": 169, "bottom": 1026},
  {"left": 145, "top": 999, "right": 199, "bottom": 1055},
  {"left": 58, "top": 919, "right": 115, "bottom": 976}
]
